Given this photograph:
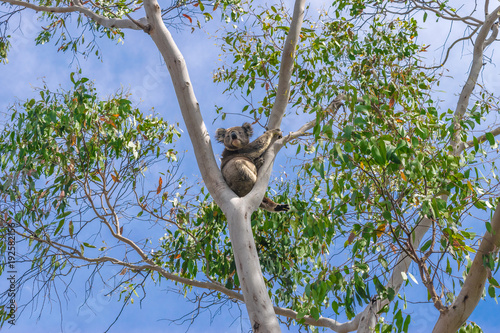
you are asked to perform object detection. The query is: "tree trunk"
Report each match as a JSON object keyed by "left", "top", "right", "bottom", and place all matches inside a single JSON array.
[
  {"left": 432, "top": 201, "right": 500, "bottom": 332},
  {"left": 142, "top": 0, "right": 282, "bottom": 331},
  {"left": 227, "top": 203, "right": 281, "bottom": 332}
]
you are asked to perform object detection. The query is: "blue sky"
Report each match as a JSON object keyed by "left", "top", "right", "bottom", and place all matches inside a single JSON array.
[{"left": 1, "top": 2, "right": 500, "bottom": 333}]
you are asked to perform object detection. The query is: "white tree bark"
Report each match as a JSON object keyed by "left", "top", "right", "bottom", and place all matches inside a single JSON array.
[
  {"left": 432, "top": 201, "right": 500, "bottom": 332},
  {"left": 142, "top": 0, "right": 226, "bottom": 200},
  {"left": 1, "top": 0, "right": 305, "bottom": 330},
  {"left": 248, "top": 0, "right": 305, "bottom": 209},
  {"left": 431, "top": 8, "right": 500, "bottom": 332},
  {"left": 142, "top": 1, "right": 279, "bottom": 331},
  {"left": 267, "top": 0, "right": 305, "bottom": 130},
  {"left": 452, "top": 6, "right": 500, "bottom": 154},
  {"left": 142, "top": 0, "right": 305, "bottom": 330}
]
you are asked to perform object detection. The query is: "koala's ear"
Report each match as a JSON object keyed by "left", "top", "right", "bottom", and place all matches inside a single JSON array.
[
  {"left": 215, "top": 128, "right": 226, "bottom": 143},
  {"left": 242, "top": 122, "right": 253, "bottom": 137}
]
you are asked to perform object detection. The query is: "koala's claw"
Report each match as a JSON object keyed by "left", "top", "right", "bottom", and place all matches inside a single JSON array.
[
  {"left": 269, "top": 128, "right": 283, "bottom": 139},
  {"left": 275, "top": 204, "right": 290, "bottom": 212},
  {"left": 255, "top": 157, "right": 264, "bottom": 169}
]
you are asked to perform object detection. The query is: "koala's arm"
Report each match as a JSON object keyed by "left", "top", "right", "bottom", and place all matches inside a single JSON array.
[{"left": 240, "top": 129, "right": 282, "bottom": 160}]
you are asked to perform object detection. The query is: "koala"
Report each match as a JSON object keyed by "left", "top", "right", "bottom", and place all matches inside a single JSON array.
[{"left": 215, "top": 122, "right": 290, "bottom": 212}]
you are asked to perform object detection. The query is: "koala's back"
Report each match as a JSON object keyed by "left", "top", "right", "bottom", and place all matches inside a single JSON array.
[{"left": 221, "top": 156, "right": 257, "bottom": 197}]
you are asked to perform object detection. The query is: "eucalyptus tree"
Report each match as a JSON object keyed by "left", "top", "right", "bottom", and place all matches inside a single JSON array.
[{"left": 0, "top": 0, "right": 499, "bottom": 332}]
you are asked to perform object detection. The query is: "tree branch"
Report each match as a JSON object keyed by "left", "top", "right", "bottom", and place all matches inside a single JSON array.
[
  {"left": 417, "top": 259, "right": 447, "bottom": 312},
  {"left": 426, "top": 26, "right": 480, "bottom": 70},
  {"left": 142, "top": 0, "right": 231, "bottom": 210},
  {"left": 16, "top": 219, "right": 365, "bottom": 333},
  {"left": 360, "top": 8, "right": 500, "bottom": 331},
  {"left": 358, "top": 217, "right": 433, "bottom": 332},
  {"left": 459, "top": 125, "right": 500, "bottom": 151},
  {"left": 143, "top": 1, "right": 290, "bottom": 330},
  {"left": 410, "top": 0, "right": 483, "bottom": 26},
  {"left": 484, "top": 21, "right": 499, "bottom": 47},
  {"left": 432, "top": 200, "right": 500, "bottom": 332},
  {"left": 361, "top": 10, "right": 500, "bottom": 331},
  {"left": 283, "top": 94, "right": 346, "bottom": 141},
  {"left": 247, "top": 93, "right": 345, "bottom": 209},
  {"left": 1, "top": 0, "right": 147, "bottom": 30},
  {"left": 267, "top": 0, "right": 305, "bottom": 130},
  {"left": 452, "top": 5, "right": 500, "bottom": 154},
  {"left": 273, "top": 306, "right": 359, "bottom": 333}
]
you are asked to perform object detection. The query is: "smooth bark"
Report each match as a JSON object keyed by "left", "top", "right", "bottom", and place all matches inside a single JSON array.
[
  {"left": 432, "top": 202, "right": 500, "bottom": 332},
  {"left": 359, "top": 9, "right": 500, "bottom": 331},
  {"left": 248, "top": 0, "right": 306, "bottom": 211},
  {"left": 452, "top": 6, "right": 500, "bottom": 154},
  {"left": 142, "top": 0, "right": 281, "bottom": 331},
  {"left": 143, "top": 0, "right": 307, "bottom": 330},
  {"left": 431, "top": 9, "right": 500, "bottom": 331},
  {"left": 267, "top": 0, "right": 305, "bottom": 130}
]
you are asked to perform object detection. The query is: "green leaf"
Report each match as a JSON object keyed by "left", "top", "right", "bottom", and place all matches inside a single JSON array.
[
  {"left": 403, "top": 314, "right": 411, "bottom": 332},
  {"left": 371, "top": 145, "right": 385, "bottom": 165},
  {"left": 324, "top": 124, "right": 333, "bottom": 139},
  {"left": 378, "top": 140, "right": 387, "bottom": 163},
  {"left": 344, "top": 141, "right": 353, "bottom": 153},
  {"left": 420, "top": 239, "right": 432, "bottom": 252},
  {"left": 310, "top": 307, "right": 320, "bottom": 320},
  {"left": 57, "top": 211, "right": 71, "bottom": 219},
  {"left": 486, "top": 132, "right": 495, "bottom": 146},
  {"left": 488, "top": 285, "right": 495, "bottom": 298},
  {"left": 54, "top": 219, "right": 65, "bottom": 235}
]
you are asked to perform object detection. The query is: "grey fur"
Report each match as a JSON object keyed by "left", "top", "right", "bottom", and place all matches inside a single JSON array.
[{"left": 216, "top": 123, "right": 290, "bottom": 212}]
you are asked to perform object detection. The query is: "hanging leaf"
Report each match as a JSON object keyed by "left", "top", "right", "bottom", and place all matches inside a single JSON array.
[
  {"left": 111, "top": 172, "right": 120, "bottom": 183},
  {"left": 157, "top": 177, "right": 163, "bottom": 194},
  {"left": 400, "top": 171, "right": 407, "bottom": 182},
  {"left": 182, "top": 14, "right": 192, "bottom": 23},
  {"left": 486, "top": 132, "right": 495, "bottom": 146},
  {"left": 467, "top": 180, "right": 474, "bottom": 192},
  {"left": 375, "top": 223, "right": 386, "bottom": 237}
]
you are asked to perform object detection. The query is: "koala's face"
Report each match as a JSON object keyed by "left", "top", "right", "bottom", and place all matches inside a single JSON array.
[{"left": 216, "top": 122, "right": 253, "bottom": 151}]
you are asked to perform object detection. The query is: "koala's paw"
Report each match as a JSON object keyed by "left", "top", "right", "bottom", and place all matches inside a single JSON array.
[
  {"left": 275, "top": 204, "right": 290, "bottom": 212},
  {"left": 255, "top": 157, "right": 264, "bottom": 169},
  {"left": 269, "top": 129, "right": 283, "bottom": 139}
]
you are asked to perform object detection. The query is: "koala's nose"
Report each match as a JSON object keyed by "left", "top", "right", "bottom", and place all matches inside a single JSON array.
[{"left": 230, "top": 131, "right": 237, "bottom": 140}]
